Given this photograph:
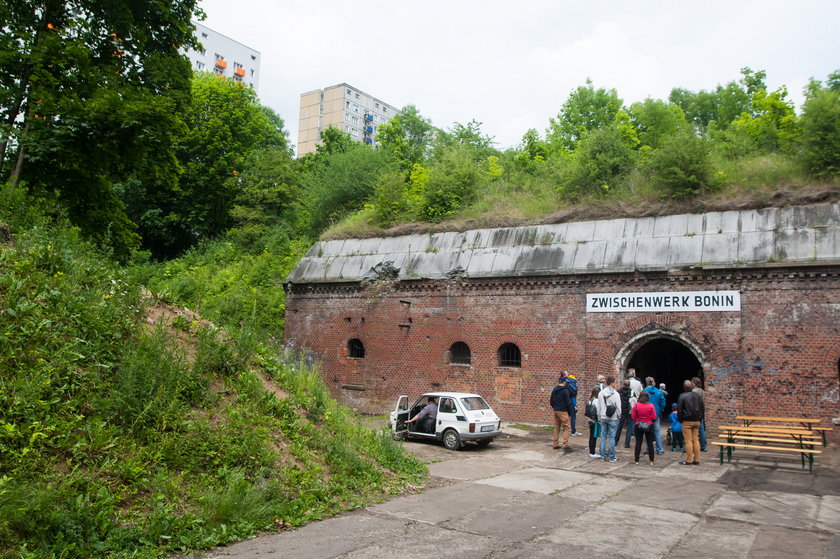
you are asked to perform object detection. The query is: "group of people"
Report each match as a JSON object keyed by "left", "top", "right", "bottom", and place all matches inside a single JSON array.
[{"left": 550, "top": 369, "right": 706, "bottom": 466}]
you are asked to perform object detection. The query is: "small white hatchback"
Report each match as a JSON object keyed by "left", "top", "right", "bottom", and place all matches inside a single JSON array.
[{"left": 389, "top": 392, "right": 502, "bottom": 450}]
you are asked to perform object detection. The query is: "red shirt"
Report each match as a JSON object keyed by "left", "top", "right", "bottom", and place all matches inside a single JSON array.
[{"left": 631, "top": 402, "right": 657, "bottom": 424}]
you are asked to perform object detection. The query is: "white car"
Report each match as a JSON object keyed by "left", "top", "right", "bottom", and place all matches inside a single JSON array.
[{"left": 389, "top": 392, "right": 502, "bottom": 450}]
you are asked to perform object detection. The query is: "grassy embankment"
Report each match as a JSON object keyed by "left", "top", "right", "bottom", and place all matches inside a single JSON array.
[{"left": 0, "top": 185, "right": 425, "bottom": 559}]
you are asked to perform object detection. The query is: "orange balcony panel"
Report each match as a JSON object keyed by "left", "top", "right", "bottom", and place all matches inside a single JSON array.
[
  {"left": 234, "top": 67, "right": 245, "bottom": 77},
  {"left": 215, "top": 59, "right": 227, "bottom": 69}
]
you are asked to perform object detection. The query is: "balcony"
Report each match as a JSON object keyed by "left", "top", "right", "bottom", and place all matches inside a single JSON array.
[
  {"left": 234, "top": 67, "right": 245, "bottom": 77},
  {"left": 215, "top": 59, "right": 227, "bottom": 69}
]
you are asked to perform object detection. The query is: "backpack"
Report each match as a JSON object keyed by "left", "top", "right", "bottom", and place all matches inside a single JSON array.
[
  {"left": 566, "top": 376, "right": 579, "bottom": 398},
  {"left": 584, "top": 400, "right": 598, "bottom": 420}
]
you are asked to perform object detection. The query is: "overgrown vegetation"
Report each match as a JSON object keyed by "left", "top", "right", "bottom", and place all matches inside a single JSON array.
[{"left": 0, "top": 185, "right": 425, "bottom": 558}]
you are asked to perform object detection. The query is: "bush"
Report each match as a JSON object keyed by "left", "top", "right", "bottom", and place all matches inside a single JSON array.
[
  {"left": 564, "top": 126, "right": 637, "bottom": 198},
  {"left": 649, "top": 132, "right": 713, "bottom": 198},
  {"left": 799, "top": 88, "right": 840, "bottom": 177}
]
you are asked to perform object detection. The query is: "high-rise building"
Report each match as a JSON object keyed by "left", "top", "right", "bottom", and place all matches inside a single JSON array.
[
  {"left": 184, "top": 22, "right": 260, "bottom": 91},
  {"left": 297, "top": 83, "right": 400, "bottom": 157}
]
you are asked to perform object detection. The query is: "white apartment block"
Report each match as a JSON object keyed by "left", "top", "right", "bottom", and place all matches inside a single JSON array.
[
  {"left": 297, "top": 83, "right": 400, "bottom": 157},
  {"left": 184, "top": 22, "right": 260, "bottom": 91}
]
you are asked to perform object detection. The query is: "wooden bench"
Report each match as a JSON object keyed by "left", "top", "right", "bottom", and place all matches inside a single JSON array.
[
  {"left": 813, "top": 426, "right": 834, "bottom": 447},
  {"left": 711, "top": 440, "right": 822, "bottom": 471},
  {"left": 714, "top": 424, "right": 822, "bottom": 471},
  {"left": 735, "top": 416, "right": 833, "bottom": 447}
]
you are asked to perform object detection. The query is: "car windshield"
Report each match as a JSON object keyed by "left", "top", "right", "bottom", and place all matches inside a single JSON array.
[{"left": 460, "top": 396, "right": 489, "bottom": 411}]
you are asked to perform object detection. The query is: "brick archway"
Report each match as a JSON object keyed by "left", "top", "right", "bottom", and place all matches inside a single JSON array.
[{"left": 614, "top": 327, "right": 708, "bottom": 381}]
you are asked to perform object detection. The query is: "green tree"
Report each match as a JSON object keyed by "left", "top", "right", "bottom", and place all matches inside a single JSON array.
[
  {"left": 300, "top": 143, "right": 393, "bottom": 234},
  {"left": 0, "top": 0, "right": 200, "bottom": 259},
  {"left": 514, "top": 128, "right": 549, "bottom": 169},
  {"left": 376, "top": 105, "right": 436, "bottom": 170},
  {"left": 421, "top": 147, "right": 485, "bottom": 222},
  {"left": 165, "top": 73, "right": 286, "bottom": 252},
  {"left": 547, "top": 79, "right": 624, "bottom": 151},
  {"left": 628, "top": 99, "right": 689, "bottom": 149},
  {"left": 316, "top": 125, "right": 354, "bottom": 156},
  {"left": 799, "top": 71, "right": 840, "bottom": 176},
  {"left": 432, "top": 120, "right": 497, "bottom": 161}
]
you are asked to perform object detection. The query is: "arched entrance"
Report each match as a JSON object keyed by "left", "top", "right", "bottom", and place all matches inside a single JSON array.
[{"left": 626, "top": 338, "right": 703, "bottom": 410}]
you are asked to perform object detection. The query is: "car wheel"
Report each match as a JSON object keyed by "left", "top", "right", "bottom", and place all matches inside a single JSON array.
[
  {"left": 442, "top": 429, "right": 461, "bottom": 450},
  {"left": 476, "top": 438, "right": 492, "bottom": 447}
]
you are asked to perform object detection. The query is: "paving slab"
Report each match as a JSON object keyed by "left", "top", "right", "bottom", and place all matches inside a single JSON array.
[
  {"left": 473, "top": 467, "right": 595, "bottom": 495},
  {"left": 705, "top": 490, "right": 821, "bottom": 530},
  {"left": 540, "top": 501, "right": 698, "bottom": 556},
  {"left": 816, "top": 494, "right": 840, "bottom": 532},
  {"left": 339, "top": 521, "right": 497, "bottom": 559},
  {"left": 492, "top": 540, "right": 633, "bottom": 559},
  {"left": 669, "top": 518, "right": 758, "bottom": 559},
  {"left": 612, "top": 476, "right": 725, "bottom": 515},
  {"left": 559, "top": 474, "right": 634, "bottom": 502},
  {"left": 202, "top": 511, "right": 407, "bottom": 559},
  {"left": 656, "top": 460, "right": 731, "bottom": 481},
  {"left": 427, "top": 456, "right": 522, "bottom": 481},
  {"left": 368, "top": 482, "right": 520, "bottom": 524},
  {"left": 747, "top": 525, "right": 828, "bottom": 558},
  {"left": 441, "top": 491, "right": 587, "bottom": 543}
]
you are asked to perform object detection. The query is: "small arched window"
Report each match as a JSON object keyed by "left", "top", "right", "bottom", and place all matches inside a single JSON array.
[
  {"left": 449, "top": 342, "right": 471, "bottom": 365},
  {"left": 347, "top": 338, "right": 365, "bottom": 358},
  {"left": 497, "top": 343, "right": 521, "bottom": 367}
]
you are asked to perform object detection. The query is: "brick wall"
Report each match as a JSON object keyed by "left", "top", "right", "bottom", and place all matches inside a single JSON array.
[{"left": 284, "top": 266, "right": 840, "bottom": 441}]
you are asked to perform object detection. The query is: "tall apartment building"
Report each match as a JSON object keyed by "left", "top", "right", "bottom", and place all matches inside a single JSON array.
[
  {"left": 184, "top": 22, "right": 261, "bottom": 91},
  {"left": 297, "top": 83, "right": 400, "bottom": 157}
]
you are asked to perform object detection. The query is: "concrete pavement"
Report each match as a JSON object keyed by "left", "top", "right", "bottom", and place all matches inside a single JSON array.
[{"left": 194, "top": 424, "right": 840, "bottom": 559}]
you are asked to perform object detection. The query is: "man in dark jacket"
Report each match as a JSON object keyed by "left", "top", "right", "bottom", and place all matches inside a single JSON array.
[
  {"left": 677, "top": 380, "right": 704, "bottom": 465},
  {"left": 550, "top": 376, "right": 574, "bottom": 451},
  {"left": 615, "top": 379, "right": 633, "bottom": 445}
]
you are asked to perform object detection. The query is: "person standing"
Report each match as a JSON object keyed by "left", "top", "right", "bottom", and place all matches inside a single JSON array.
[
  {"left": 644, "top": 377, "right": 667, "bottom": 455},
  {"left": 668, "top": 403, "right": 684, "bottom": 452},
  {"left": 631, "top": 390, "right": 657, "bottom": 465},
  {"left": 692, "top": 376, "right": 707, "bottom": 452},
  {"left": 565, "top": 372, "right": 583, "bottom": 436},
  {"left": 597, "top": 376, "right": 621, "bottom": 462},
  {"left": 625, "top": 368, "right": 643, "bottom": 448},
  {"left": 586, "top": 387, "right": 602, "bottom": 458},
  {"left": 615, "top": 379, "right": 632, "bottom": 445},
  {"left": 678, "top": 380, "right": 704, "bottom": 465},
  {"left": 550, "top": 375, "right": 574, "bottom": 452}
]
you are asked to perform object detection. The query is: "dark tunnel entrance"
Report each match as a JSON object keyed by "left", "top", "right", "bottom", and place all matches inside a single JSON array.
[{"left": 627, "top": 338, "right": 703, "bottom": 411}]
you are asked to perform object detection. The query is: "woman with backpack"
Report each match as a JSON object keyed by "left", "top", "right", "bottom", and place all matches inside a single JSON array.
[
  {"left": 631, "top": 390, "right": 658, "bottom": 465},
  {"left": 585, "top": 387, "right": 601, "bottom": 458}
]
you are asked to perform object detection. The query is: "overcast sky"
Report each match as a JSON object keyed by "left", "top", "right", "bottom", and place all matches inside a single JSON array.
[{"left": 198, "top": 0, "right": 840, "bottom": 153}]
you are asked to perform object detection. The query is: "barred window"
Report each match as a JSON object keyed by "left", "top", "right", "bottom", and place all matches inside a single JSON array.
[
  {"left": 449, "top": 342, "right": 471, "bottom": 365},
  {"left": 497, "top": 343, "right": 521, "bottom": 367},
  {"left": 347, "top": 338, "right": 365, "bottom": 358}
]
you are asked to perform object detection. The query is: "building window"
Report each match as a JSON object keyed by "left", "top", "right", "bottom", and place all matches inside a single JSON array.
[
  {"left": 348, "top": 338, "right": 365, "bottom": 358},
  {"left": 250, "top": 69, "right": 254, "bottom": 76},
  {"left": 375, "top": 102, "right": 380, "bottom": 109},
  {"left": 201, "top": 32, "right": 208, "bottom": 38},
  {"left": 449, "top": 342, "right": 471, "bottom": 365},
  {"left": 351, "top": 129, "right": 359, "bottom": 137},
  {"left": 344, "top": 125, "right": 351, "bottom": 132},
  {"left": 383, "top": 106, "right": 388, "bottom": 113},
  {"left": 497, "top": 343, "right": 522, "bottom": 367},
  {"left": 199, "top": 48, "right": 206, "bottom": 56},
  {"left": 214, "top": 53, "right": 223, "bottom": 60},
  {"left": 234, "top": 62, "right": 242, "bottom": 69},
  {"left": 251, "top": 54, "right": 256, "bottom": 60},
  {"left": 353, "top": 104, "right": 359, "bottom": 113},
  {"left": 347, "top": 88, "right": 352, "bottom": 95},
  {"left": 351, "top": 115, "right": 359, "bottom": 124},
  {"left": 355, "top": 93, "right": 360, "bottom": 99},
  {"left": 196, "top": 61, "right": 204, "bottom": 70}
]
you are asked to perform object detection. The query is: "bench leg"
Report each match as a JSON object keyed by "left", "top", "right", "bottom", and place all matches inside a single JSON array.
[{"left": 719, "top": 445, "right": 724, "bottom": 465}]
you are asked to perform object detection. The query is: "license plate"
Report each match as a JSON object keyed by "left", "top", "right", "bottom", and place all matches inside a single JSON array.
[{"left": 480, "top": 425, "right": 494, "bottom": 432}]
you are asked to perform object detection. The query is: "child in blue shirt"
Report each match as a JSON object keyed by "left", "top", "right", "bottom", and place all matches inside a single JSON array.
[{"left": 669, "top": 403, "right": 684, "bottom": 452}]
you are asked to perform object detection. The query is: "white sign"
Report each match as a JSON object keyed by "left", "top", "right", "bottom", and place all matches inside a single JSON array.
[{"left": 586, "top": 290, "right": 740, "bottom": 313}]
